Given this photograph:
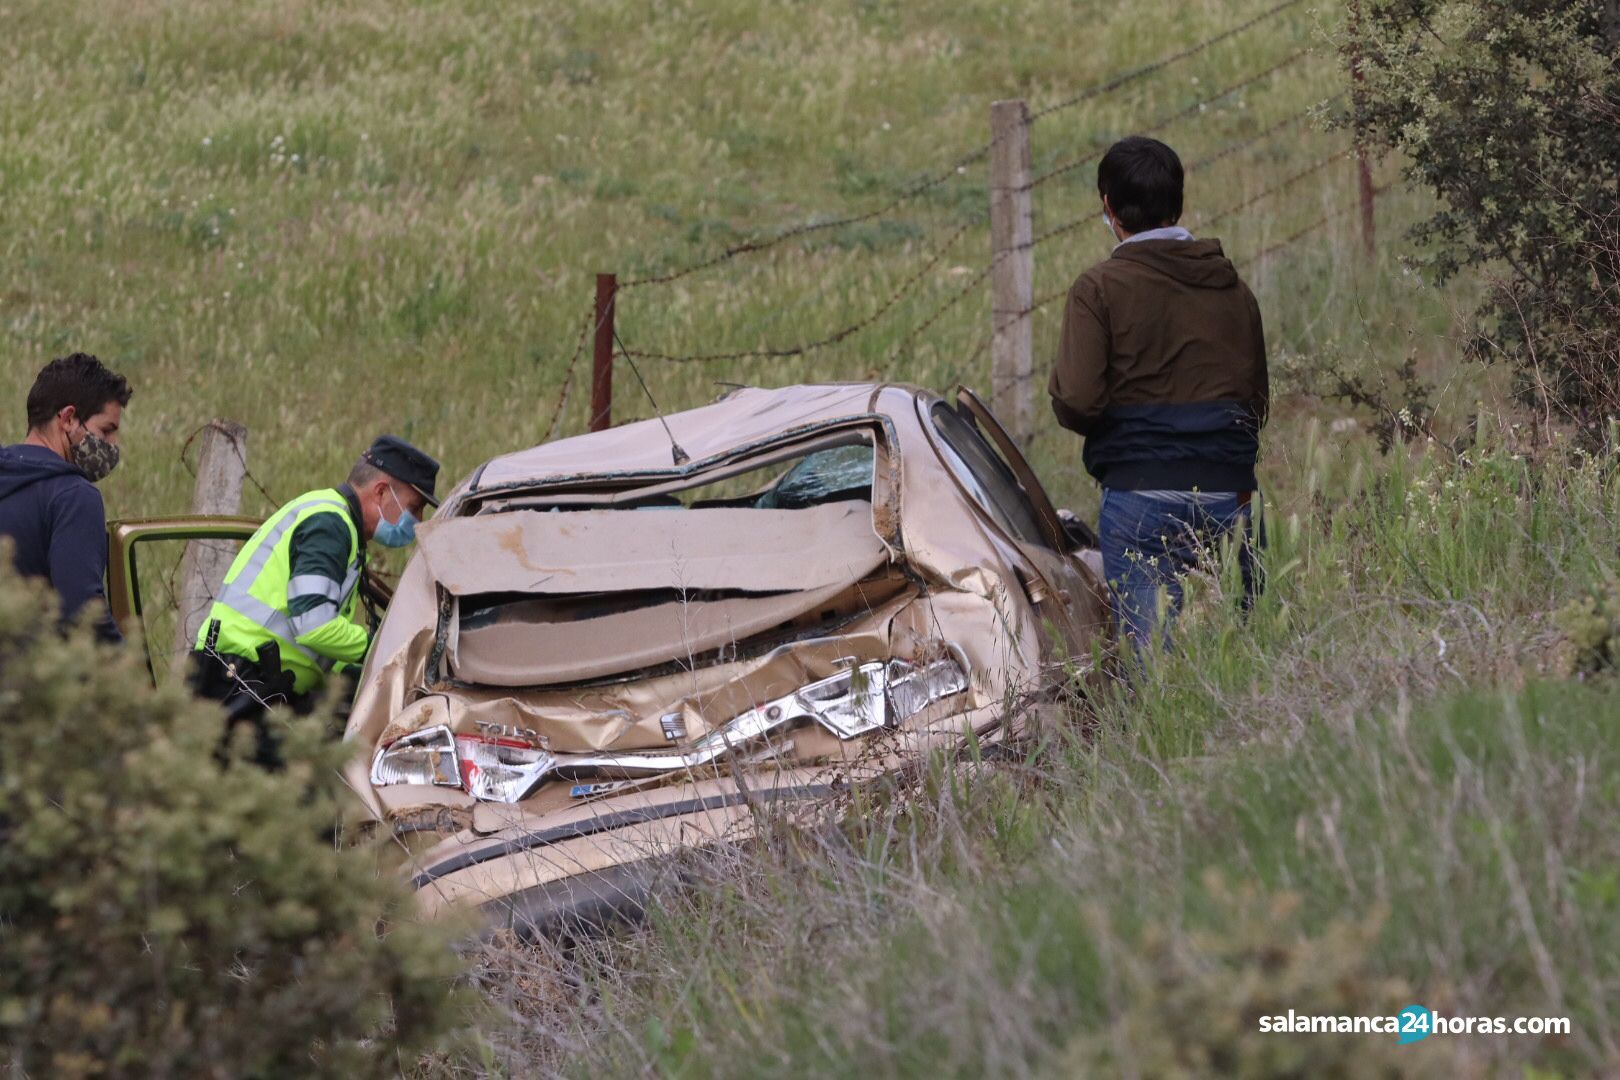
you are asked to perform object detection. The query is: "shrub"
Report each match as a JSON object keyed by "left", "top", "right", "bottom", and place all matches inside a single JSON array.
[
  {"left": 1058, "top": 876, "right": 1457, "bottom": 1078},
  {"left": 1556, "top": 576, "right": 1620, "bottom": 674},
  {"left": 1344, "top": 0, "right": 1620, "bottom": 441},
  {"left": 0, "top": 564, "right": 467, "bottom": 1077}
]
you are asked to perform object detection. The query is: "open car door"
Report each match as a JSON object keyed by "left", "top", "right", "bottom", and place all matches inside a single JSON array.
[
  {"left": 108, "top": 517, "right": 398, "bottom": 687},
  {"left": 106, "top": 517, "right": 262, "bottom": 686}
]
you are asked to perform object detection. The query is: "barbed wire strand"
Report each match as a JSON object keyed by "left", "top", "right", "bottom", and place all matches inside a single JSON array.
[
  {"left": 634, "top": 49, "right": 1334, "bottom": 366},
  {"left": 1028, "top": 0, "right": 1305, "bottom": 123},
  {"left": 621, "top": 218, "right": 981, "bottom": 363},
  {"left": 1024, "top": 44, "right": 1314, "bottom": 193},
  {"left": 619, "top": 0, "right": 1305, "bottom": 290},
  {"left": 640, "top": 102, "right": 1343, "bottom": 367},
  {"left": 541, "top": 305, "right": 596, "bottom": 443},
  {"left": 893, "top": 101, "right": 1331, "bottom": 355},
  {"left": 1238, "top": 195, "right": 1371, "bottom": 268},
  {"left": 618, "top": 147, "right": 989, "bottom": 289},
  {"left": 179, "top": 420, "right": 280, "bottom": 510},
  {"left": 1197, "top": 146, "right": 1353, "bottom": 229},
  {"left": 1184, "top": 92, "right": 1343, "bottom": 171},
  {"left": 949, "top": 194, "right": 1371, "bottom": 368}
]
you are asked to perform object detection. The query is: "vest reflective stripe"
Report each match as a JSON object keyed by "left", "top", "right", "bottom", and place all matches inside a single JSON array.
[
  {"left": 289, "top": 603, "right": 340, "bottom": 640},
  {"left": 288, "top": 574, "right": 342, "bottom": 602},
  {"left": 215, "top": 589, "right": 334, "bottom": 671},
  {"left": 338, "top": 563, "right": 362, "bottom": 604},
  {"left": 225, "top": 496, "right": 346, "bottom": 588}
]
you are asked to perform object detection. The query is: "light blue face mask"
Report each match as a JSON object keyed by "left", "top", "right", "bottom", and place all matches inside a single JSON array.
[{"left": 375, "top": 487, "right": 418, "bottom": 548}]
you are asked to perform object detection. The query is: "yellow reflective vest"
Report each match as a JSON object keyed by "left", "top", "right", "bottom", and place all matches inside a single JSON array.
[{"left": 194, "top": 487, "right": 368, "bottom": 693}]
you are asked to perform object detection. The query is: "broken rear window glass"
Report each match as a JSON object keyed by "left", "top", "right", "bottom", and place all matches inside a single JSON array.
[{"left": 753, "top": 445, "right": 874, "bottom": 509}]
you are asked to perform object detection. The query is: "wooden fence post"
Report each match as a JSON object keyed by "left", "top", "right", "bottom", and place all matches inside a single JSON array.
[
  {"left": 172, "top": 420, "right": 248, "bottom": 664},
  {"left": 990, "top": 99, "right": 1035, "bottom": 447},
  {"left": 591, "top": 273, "right": 617, "bottom": 432}
]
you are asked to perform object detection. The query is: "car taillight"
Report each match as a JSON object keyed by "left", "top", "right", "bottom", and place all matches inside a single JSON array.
[
  {"left": 368, "top": 725, "right": 461, "bottom": 788},
  {"left": 886, "top": 655, "right": 969, "bottom": 721},
  {"left": 453, "top": 733, "right": 556, "bottom": 803},
  {"left": 370, "top": 725, "right": 558, "bottom": 803}
]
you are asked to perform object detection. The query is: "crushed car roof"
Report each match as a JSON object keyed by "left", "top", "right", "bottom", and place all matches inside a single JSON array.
[{"left": 459, "top": 383, "right": 910, "bottom": 494}]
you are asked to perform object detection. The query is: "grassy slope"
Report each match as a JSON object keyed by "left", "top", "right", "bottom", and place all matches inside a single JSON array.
[
  {"left": 4, "top": 0, "right": 1444, "bottom": 520},
  {"left": 483, "top": 434, "right": 1619, "bottom": 1078},
  {"left": 3, "top": 0, "right": 1615, "bottom": 1075}
]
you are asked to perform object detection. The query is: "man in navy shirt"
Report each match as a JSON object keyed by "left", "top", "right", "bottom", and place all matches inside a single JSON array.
[{"left": 0, "top": 353, "right": 133, "bottom": 642}]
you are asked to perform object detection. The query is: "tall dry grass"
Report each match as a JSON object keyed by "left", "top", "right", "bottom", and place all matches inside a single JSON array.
[{"left": 455, "top": 432, "right": 1619, "bottom": 1077}]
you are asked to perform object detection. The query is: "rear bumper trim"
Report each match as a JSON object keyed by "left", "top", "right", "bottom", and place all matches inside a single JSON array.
[{"left": 409, "top": 783, "right": 836, "bottom": 890}]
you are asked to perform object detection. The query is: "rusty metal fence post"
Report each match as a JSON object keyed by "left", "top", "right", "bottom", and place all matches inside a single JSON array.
[{"left": 591, "top": 273, "right": 617, "bottom": 431}]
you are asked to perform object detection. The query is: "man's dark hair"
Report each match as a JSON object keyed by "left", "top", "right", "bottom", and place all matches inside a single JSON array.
[
  {"left": 25, "top": 353, "right": 133, "bottom": 429},
  {"left": 1097, "top": 136, "right": 1184, "bottom": 234}
]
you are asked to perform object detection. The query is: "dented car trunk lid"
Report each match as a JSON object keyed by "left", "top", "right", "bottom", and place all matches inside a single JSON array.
[{"left": 419, "top": 500, "right": 892, "bottom": 686}]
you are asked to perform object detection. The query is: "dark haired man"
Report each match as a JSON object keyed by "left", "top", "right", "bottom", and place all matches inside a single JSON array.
[
  {"left": 1048, "top": 135, "right": 1267, "bottom": 653},
  {"left": 0, "top": 353, "right": 133, "bottom": 642}
]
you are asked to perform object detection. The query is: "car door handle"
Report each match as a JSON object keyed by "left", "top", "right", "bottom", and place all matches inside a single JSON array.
[{"left": 1013, "top": 567, "right": 1049, "bottom": 606}]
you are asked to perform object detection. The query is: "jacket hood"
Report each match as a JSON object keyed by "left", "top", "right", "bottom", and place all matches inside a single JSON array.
[
  {"left": 0, "top": 443, "right": 85, "bottom": 501},
  {"left": 1111, "top": 238, "right": 1238, "bottom": 288}
]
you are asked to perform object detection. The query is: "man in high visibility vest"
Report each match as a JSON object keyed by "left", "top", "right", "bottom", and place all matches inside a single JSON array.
[{"left": 188, "top": 434, "right": 439, "bottom": 763}]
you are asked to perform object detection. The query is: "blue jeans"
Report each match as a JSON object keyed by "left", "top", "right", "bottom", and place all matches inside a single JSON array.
[{"left": 1099, "top": 488, "right": 1262, "bottom": 652}]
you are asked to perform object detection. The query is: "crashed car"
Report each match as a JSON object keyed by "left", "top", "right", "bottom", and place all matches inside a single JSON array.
[
  {"left": 104, "top": 383, "right": 1111, "bottom": 934},
  {"left": 339, "top": 382, "right": 1111, "bottom": 935}
]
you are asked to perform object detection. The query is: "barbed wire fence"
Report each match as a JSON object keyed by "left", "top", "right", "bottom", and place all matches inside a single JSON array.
[
  {"left": 537, "top": 0, "right": 1377, "bottom": 442},
  {"left": 128, "top": 1, "right": 1380, "bottom": 655}
]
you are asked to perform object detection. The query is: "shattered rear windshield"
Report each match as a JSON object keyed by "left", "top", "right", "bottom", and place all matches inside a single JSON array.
[{"left": 753, "top": 445, "right": 873, "bottom": 509}]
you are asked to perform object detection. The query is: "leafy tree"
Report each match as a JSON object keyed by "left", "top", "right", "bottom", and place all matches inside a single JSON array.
[
  {"left": 1345, "top": 0, "right": 1620, "bottom": 439},
  {"left": 0, "top": 563, "right": 467, "bottom": 1077}
]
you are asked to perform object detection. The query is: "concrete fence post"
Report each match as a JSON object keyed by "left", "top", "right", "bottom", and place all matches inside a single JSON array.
[{"left": 172, "top": 420, "right": 248, "bottom": 665}]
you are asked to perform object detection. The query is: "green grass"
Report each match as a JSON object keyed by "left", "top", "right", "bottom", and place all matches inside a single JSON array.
[
  {"left": 3, "top": 0, "right": 1452, "bottom": 526},
  {"left": 3, "top": 1, "right": 1615, "bottom": 1075},
  {"left": 481, "top": 439, "right": 1620, "bottom": 1077}
]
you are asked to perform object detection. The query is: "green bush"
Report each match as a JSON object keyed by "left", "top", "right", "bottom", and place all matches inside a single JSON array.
[
  {"left": 1557, "top": 576, "right": 1620, "bottom": 674},
  {"left": 0, "top": 564, "right": 467, "bottom": 1077},
  {"left": 1345, "top": 0, "right": 1620, "bottom": 439}
]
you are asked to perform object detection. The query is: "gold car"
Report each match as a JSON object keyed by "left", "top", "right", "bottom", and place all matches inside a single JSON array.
[{"left": 113, "top": 383, "right": 1111, "bottom": 938}]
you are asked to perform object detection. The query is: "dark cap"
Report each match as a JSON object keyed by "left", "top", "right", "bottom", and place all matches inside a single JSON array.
[{"left": 363, "top": 435, "right": 441, "bottom": 507}]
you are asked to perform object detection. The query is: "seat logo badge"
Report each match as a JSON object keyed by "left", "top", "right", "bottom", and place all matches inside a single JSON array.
[
  {"left": 473, "top": 719, "right": 547, "bottom": 747},
  {"left": 660, "top": 712, "right": 687, "bottom": 741}
]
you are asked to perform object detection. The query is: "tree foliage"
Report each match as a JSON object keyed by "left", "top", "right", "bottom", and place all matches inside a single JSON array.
[
  {"left": 0, "top": 564, "right": 467, "bottom": 1078},
  {"left": 1347, "top": 0, "right": 1620, "bottom": 437}
]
